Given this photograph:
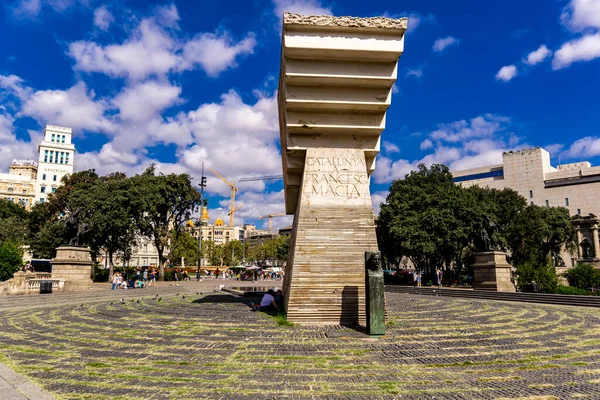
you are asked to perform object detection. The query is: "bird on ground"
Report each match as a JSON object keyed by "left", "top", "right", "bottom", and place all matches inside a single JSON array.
[
  {"left": 80, "top": 304, "right": 83, "bottom": 307},
  {"left": 158, "top": 297, "right": 162, "bottom": 302},
  {"left": 182, "top": 296, "right": 185, "bottom": 300},
  {"left": 110, "top": 302, "right": 113, "bottom": 305},
  {"left": 176, "top": 293, "right": 179, "bottom": 296},
  {"left": 136, "top": 300, "right": 140, "bottom": 303}
]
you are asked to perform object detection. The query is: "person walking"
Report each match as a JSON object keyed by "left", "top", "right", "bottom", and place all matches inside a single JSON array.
[
  {"left": 417, "top": 271, "right": 422, "bottom": 287},
  {"left": 111, "top": 273, "right": 118, "bottom": 290},
  {"left": 143, "top": 269, "right": 148, "bottom": 288}
]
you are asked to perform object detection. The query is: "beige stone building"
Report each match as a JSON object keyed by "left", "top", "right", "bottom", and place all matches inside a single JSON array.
[
  {"left": 0, "top": 160, "right": 38, "bottom": 208},
  {"left": 453, "top": 147, "right": 600, "bottom": 266}
]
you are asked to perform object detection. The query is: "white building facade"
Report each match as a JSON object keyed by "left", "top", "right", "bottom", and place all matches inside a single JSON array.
[{"left": 35, "top": 125, "right": 75, "bottom": 204}]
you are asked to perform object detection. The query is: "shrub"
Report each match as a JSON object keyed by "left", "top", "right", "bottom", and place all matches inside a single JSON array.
[
  {"left": 0, "top": 241, "right": 23, "bottom": 281},
  {"left": 515, "top": 262, "right": 558, "bottom": 293},
  {"left": 563, "top": 263, "right": 600, "bottom": 290},
  {"left": 553, "top": 285, "right": 590, "bottom": 296},
  {"left": 93, "top": 266, "right": 110, "bottom": 282}
]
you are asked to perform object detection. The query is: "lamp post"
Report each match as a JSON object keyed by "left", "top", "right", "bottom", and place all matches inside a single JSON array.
[{"left": 197, "top": 164, "right": 207, "bottom": 280}]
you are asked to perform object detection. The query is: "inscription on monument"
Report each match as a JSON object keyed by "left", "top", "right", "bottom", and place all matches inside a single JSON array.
[{"left": 303, "top": 150, "right": 370, "bottom": 202}]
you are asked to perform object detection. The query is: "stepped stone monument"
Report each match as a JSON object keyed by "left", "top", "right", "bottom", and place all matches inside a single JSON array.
[
  {"left": 278, "top": 13, "right": 408, "bottom": 324},
  {"left": 472, "top": 251, "right": 516, "bottom": 292},
  {"left": 51, "top": 245, "right": 94, "bottom": 292}
]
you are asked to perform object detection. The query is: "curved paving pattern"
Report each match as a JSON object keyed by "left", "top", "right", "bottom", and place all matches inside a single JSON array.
[{"left": 1, "top": 292, "right": 600, "bottom": 399}]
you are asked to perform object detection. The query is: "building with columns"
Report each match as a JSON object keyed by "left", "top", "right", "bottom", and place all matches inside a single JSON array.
[
  {"left": 453, "top": 147, "right": 600, "bottom": 266},
  {"left": 0, "top": 125, "right": 75, "bottom": 208}
]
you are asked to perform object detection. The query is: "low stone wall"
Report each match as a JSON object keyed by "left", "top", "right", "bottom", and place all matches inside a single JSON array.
[{"left": 0, "top": 271, "right": 65, "bottom": 295}]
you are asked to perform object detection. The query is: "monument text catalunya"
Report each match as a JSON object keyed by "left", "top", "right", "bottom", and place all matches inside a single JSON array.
[{"left": 278, "top": 13, "right": 407, "bottom": 324}]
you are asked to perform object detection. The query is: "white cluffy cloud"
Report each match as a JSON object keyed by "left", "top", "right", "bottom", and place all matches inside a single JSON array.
[
  {"left": 272, "top": 0, "right": 332, "bottom": 18},
  {"left": 93, "top": 6, "right": 114, "bottom": 31},
  {"left": 553, "top": 33, "right": 600, "bottom": 69},
  {"left": 68, "top": 4, "right": 256, "bottom": 80},
  {"left": 405, "top": 68, "right": 423, "bottom": 78},
  {"left": 432, "top": 36, "right": 459, "bottom": 52},
  {"left": 495, "top": 65, "right": 517, "bottom": 82},
  {"left": 553, "top": 0, "right": 600, "bottom": 69},
  {"left": 524, "top": 45, "right": 552, "bottom": 65},
  {"left": 374, "top": 114, "right": 518, "bottom": 184}
]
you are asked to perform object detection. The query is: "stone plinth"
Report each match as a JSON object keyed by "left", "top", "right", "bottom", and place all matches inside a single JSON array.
[
  {"left": 472, "top": 251, "right": 515, "bottom": 292},
  {"left": 51, "top": 246, "right": 93, "bottom": 292},
  {"left": 279, "top": 13, "right": 407, "bottom": 324}
]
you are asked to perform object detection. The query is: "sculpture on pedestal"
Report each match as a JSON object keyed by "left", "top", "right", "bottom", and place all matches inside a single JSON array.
[{"left": 278, "top": 12, "right": 408, "bottom": 324}]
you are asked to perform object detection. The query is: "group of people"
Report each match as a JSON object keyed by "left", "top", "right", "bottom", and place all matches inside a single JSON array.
[
  {"left": 110, "top": 268, "right": 157, "bottom": 290},
  {"left": 412, "top": 269, "right": 444, "bottom": 288}
]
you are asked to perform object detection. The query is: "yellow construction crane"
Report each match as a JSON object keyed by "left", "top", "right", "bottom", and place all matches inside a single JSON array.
[
  {"left": 210, "top": 169, "right": 238, "bottom": 227},
  {"left": 228, "top": 205, "right": 242, "bottom": 216},
  {"left": 259, "top": 212, "right": 287, "bottom": 234}
]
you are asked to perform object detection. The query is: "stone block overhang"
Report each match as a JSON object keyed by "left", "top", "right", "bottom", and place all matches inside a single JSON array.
[{"left": 278, "top": 13, "right": 408, "bottom": 214}]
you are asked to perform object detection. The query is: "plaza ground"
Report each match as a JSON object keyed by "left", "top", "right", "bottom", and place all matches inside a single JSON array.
[{"left": 1, "top": 283, "right": 600, "bottom": 399}]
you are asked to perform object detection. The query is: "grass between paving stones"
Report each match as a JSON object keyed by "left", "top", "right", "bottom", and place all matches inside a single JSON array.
[{"left": 0, "top": 293, "right": 600, "bottom": 398}]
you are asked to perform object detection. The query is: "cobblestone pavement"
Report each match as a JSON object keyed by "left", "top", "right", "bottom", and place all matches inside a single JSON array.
[{"left": 1, "top": 291, "right": 600, "bottom": 399}]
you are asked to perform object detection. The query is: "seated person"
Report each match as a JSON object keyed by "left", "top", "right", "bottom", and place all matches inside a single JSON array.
[
  {"left": 255, "top": 289, "right": 278, "bottom": 312},
  {"left": 274, "top": 289, "right": 284, "bottom": 309}
]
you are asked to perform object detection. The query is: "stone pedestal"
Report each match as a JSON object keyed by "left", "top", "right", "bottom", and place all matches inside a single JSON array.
[
  {"left": 472, "top": 251, "right": 515, "bottom": 292},
  {"left": 278, "top": 13, "right": 407, "bottom": 324},
  {"left": 51, "top": 246, "right": 93, "bottom": 292}
]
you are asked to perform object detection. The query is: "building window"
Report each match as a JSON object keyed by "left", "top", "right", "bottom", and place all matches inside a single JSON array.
[
  {"left": 49, "top": 151, "right": 54, "bottom": 163},
  {"left": 545, "top": 200, "right": 549, "bottom": 208},
  {"left": 60, "top": 152, "right": 64, "bottom": 164},
  {"left": 61, "top": 135, "right": 65, "bottom": 143},
  {"left": 51, "top": 134, "right": 55, "bottom": 142},
  {"left": 577, "top": 209, "right": 581, "bottom": 215},
  {"left": 7, "top": 188, "right": 13, "bottom": 192},
  {"left": 44, "top": 150, "right": 48, "bottom": 163},
  {"left": 51, "top": 187, "right": 56, "bottom": 194},
  {"left": 42, "top": 174, "right": 46, "bottom": 180},
  {"left": 40, "top": 198, "right": 45, "bottom": 204},
  {"left": 65, "top": 153, "right": 69, "bottom": 164},
  {"left": 41, "top": 186, "right": 46, "bottom": 193},
  {"left": 529, "top": 190, "right": 533, "bottom": 199},
  {"left": 530, "top": 201, "right": 534, "bottom": 206},
  {"left": 565, "top": 198, "right": 569, "bottom": 207}
]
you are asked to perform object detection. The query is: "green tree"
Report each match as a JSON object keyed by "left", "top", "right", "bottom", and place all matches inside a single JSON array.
[
  {"left": 377, "top": 164, "right": 471, "bottom": 276},
  {"left": 170, "top": 230, "right": 199, "bottom": 267},
  {"left": 223, "top": 240, "right": 244, "bottom": 266},
  {"left": 0, "top": 200, "right": 28, "bottom": 246},
  {"left": 0, "top": 241, "right": 23, "bottom": 281},
  {"left": 29, "top": 221, "right": 68, "bottom": 259},
  {"left": 131, "top": 166, "right": 201, "bottom": 280}
]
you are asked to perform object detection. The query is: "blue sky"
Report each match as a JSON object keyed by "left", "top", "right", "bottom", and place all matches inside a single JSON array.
[{"left": 1, "top": 0, "right": 599, "bottom": 229}]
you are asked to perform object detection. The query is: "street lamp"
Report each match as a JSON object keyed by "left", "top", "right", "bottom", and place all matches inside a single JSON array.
[{"left": 197, "top": 164, "right": 207, "bottom": 280}]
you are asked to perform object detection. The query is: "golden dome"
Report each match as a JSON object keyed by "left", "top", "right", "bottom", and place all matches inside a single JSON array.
[
  {"left": 215, "top": 217, "right": 224, "bottom": 226},
  {"left": 201, "top": 206, "right": 209, "bottom": 221}
]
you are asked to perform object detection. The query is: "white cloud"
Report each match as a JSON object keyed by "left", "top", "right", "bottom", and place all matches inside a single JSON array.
[
  {"left": 552, "top": 33, "right": 600, "bottom": 69},
  {"left": 272, "top": 0, "right": 332, "bottom": 19},
  {"left": 449, "top": 149, "right": 505, "bottom": 171},
  {"left": 0, "top": 74, "right": 32, "bottom": 102},
  {"left": 112, "top": 81, "right": 182, "bottom": 124},
  {"left": 495, "top": 65, "right": 517, "bottom": 82},
  {"left": 429, "top": 114, "right": 508, "bottom": 143},
  {"left": 524, "top": 45, "right": 552, "bottom": 65},
  {"left": 11, "top": 0, "right": 83, "bottom": 19},
  {"left": 371, "top": 190, "right": 389, "bottom": 215},
  {"left": 181, "top": 33, "right": 256, "bottom": 77},
  {"left": 545, "top": 143, "right": 564, "bottom": 156},
  {"left": 561, "top": 0, "right": 600, "bottom": 32},
  {"left": 405, "top": 12, "right": 435, "bottom": 32},
  {"left": 432, "top": 36, "right": 459, "bottom": 52},
  {"left": 19, "top": 81, "right": 114, "bottom": 134},
  {"left": 419, "top": 138, "right": 433, "bottom": 150},
  {"left": 68, "top": 4, "right": 256, "bottom": 80},
  {"left": 372, "top": 156, "right": 415, "bottom": 184},
  {"left": 405, "top": 68, "right": 423, "bottom": 78},
  {"left": 0, "top": 112, "right": 38, "bottom": 169},
  {"left": 382, "top": 141, "right": 400, "bottom": 153},
  {"left": 563, "top": 136, "right": 600, "bottom": 158},
  {"left": 93, "top": 6, "right": 114, "bottom": 31}
]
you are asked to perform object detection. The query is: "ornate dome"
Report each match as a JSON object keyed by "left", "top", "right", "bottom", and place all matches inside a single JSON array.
[
  {"left": 214, "top": 217, "right": 224, "bottom": 226},
  {"left": 201, "top": 206, "right": 209, "bottom": 221}
]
